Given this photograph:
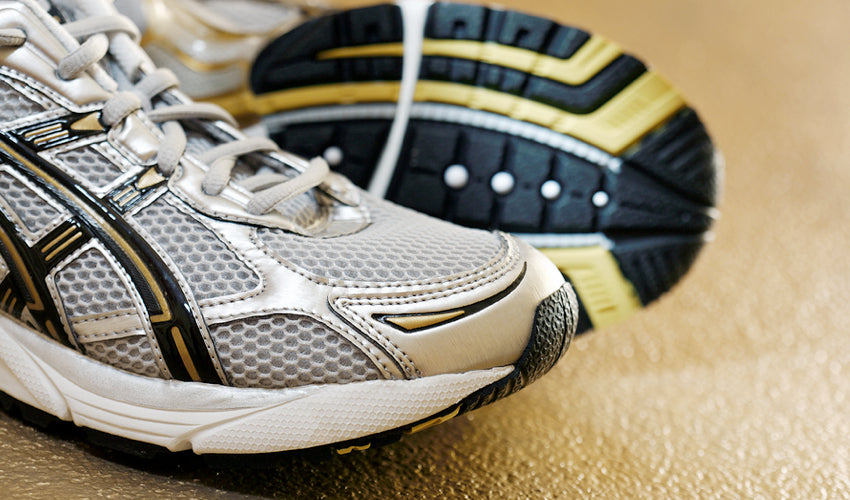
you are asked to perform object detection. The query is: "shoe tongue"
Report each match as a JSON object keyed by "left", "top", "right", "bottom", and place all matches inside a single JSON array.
[{"left": 45, "top": 0, "right": 326, "bottom": 230}]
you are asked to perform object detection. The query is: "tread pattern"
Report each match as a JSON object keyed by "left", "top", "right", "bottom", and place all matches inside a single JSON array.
[{"left": 256, "top": 2, "right": 720, "bottom": 333}]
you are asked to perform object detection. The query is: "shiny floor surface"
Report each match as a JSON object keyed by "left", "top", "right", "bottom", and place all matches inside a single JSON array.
[{"left": 2, "top": 0, "right": 848, "bottom": 498}]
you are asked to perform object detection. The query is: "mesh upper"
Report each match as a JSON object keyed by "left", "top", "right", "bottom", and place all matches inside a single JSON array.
[
  {"left": 55, "top": 247, "right": 136, "bottom": 318},
  {"left": 0, "top": 170, "right": 62, "bottom": 234},
  {"left": 133, "top": 196, "right": 261, "bottom": 301},
  {"left": 54, "top": 145, "right": 124, "bottom": 188},
  {"left": 210, "top": 314, "right": 382, "bottom": 388},
  {"left": 258, "top": 196, "right": 504, "bottom": 282},
  {"left": 0, "top": 81, "right": 45, "bottom": 122},
  {"left": 84, "top": 335, "right": 162, "bottom": 378}
]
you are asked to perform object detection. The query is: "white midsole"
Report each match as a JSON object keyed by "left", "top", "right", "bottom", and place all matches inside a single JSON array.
[{"left": 0, "top": 314, "right": 511, "bottom": 454}]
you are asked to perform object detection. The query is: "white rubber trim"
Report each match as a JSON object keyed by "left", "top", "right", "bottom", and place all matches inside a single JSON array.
[
  {"left": 0, "top": 314, "right": 510, "bottom": 454},
  {"left": 512, "top": 232, "right": 614, "bottom": 250},
  {"left": 366, "top": 0, "right": 433, "bottom": 198}
]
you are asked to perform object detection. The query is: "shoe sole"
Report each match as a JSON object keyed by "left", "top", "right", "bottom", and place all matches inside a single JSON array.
[
  {"left": 0, "top": 282, "right": 575, "bottom": 460},
  {"left": 216, "top": 1, "right": 721, "bottom": 334}
]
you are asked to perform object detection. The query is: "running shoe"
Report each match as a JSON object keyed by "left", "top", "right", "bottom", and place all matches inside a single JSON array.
[
  {"left": 0, "top": 0, "right": 576, "bottom": 456},
  {"left": 125, "top": 0, "right": 721, "bottom": 334}
]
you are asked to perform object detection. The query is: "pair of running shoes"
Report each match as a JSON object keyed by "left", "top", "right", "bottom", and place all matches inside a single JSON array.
[{"left": 0, "top": 0, "right": 719, "bottom": 457}]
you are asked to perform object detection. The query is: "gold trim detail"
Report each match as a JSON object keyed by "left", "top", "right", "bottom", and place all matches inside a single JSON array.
[
  {"left": 170, "top": 326, "right": 201, "bottom": 382},
  {"left": 69, "top": 113, "right": 104, "bottom": 132},
  {"left": 335, "top": 443, "right": 371, "bottom": 455},
  {"left": 135, "top": 168, "right": 166, "bottom": 190},
  {"left": 32, "top": 131, "right": 69, "bottom": 146},
  {"left": 318, "top": 35, "right": 622, "bottom": 87},
  {"left": 385, "top": 310, "right": 465, "bottom": 331},
  {"left": 23, "top": 123, "right": 61, "bottom": 139},
  {"left": 540, "top": 246, "right": 641, "bottom": 329},
  {"left": 41, "top": 226, "right": 77, "bottom": 254},
  {"left": 44, "top": 320, "right": 62, "bottom": 342},
  {"left": 407, "top": 406, "right": 461, "bottom": 435},
  {"left": 43, "top": 232, "right": 83, "bottom": 261}
]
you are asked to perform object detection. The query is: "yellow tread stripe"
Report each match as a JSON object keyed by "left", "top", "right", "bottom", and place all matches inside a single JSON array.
[
  {"left": 539, "top": 246, "right": 641, "bottom": 329},
  {"left": 317, "top": 36, "right": 622, "bottom": 87},
  {"left": 240, "top": 70, "right": 682, "bottom": 155},
  {"left": 413, "top": 74, "right": 684, "bottom": 155}
]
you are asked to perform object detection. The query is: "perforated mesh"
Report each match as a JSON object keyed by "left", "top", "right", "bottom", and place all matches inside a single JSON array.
[
  {"left": 85, "top": 335, "right": 162, "bottom": 378},
  {"left": 54, "top": 146, "right": 124, "bottom": 188},
  {"left": 133, "top": 196, "right": 261, "bottom": 301},
  {"left": 210, "top": 314, "right": 381, "bottom": 388},
  {"left": 278, "top": 191, "right": 322, "bottom": 228},
  {"left": 55, "top": 247, "right": 136, "bottom": 318},
  {"left": 0, "top": 170, "right": 62, "bottom": 234},
  {"left": 258, "top": 196, "right": 503, "bottom": 282},
  {"left": 0, "top": 81, "right": 45, "bottom": 121}
]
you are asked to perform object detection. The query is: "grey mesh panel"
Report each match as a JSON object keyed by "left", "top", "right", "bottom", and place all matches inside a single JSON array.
[
  {"left": 85, "top": 335, "right": 162, "bottom": 378},
  {"left": 55, "top": 247, "right": 136, "bottom": 318},
  {"left": 258, "top": 196, "right": 503, "bottom": 282},
  {"left": 277, "top": 191, "right": 322, "bottom": 229},
  {"left": 0, "top": 81, "right": 45, "bottom": 121},
  {"left": 210, "top": 314, "right": 382, "bottom": 388},
  {"left": 133, "top": 196, "right": 261, "bottom": 301},
  {"left": 0, "top": 170, "right": 62, "bottom": 234},
  {"left": 54, "top": 146, "right": 124, "bottom": 188}
]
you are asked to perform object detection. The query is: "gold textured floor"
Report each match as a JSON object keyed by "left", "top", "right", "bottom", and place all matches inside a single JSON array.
[{"left": 2, "top": 0, "right": 849, "bottom": 498}]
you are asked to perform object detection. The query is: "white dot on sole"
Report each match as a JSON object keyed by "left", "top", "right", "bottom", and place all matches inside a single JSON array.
[
  {"left": 444, "top": 164, "right": 469, "bottom": 189},
  {"left": 541, "top": 180, "right": 562, "bottom": 200},
  {"left": 323, "top": 146, "right": 344, "bottom": 167},
  {"left": 491, "top": 172, "right": 515, "bottom": 195},
  {"left": 592, "top": 191, "right": 610, "bottom": 207}
]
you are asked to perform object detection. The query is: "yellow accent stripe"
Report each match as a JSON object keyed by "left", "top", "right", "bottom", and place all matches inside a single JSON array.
[
  {"left": 1, "top": 288, "right": 11, "bottom": 308},
  {"left": 413, "top": 74, "right": 684, "bottom": 154},
  {"left": 32, "top": 131, "right": 68, "bottom": 146},
  {"left": 385, "top": 310, "right": 465, "bottom": 331},
  {"left": 23, "top": 123, "right": 61, "bottom": 139},
  {"left": 45, "top": 320, "right": 62, "bottom": 342},
  {"left": 8, "top": 297, "right": 16, "bottom": 312},
  {"left": 336, "top": 443, "right": 371, "bottom": 455},
  {"left": 318, "top": 36, "right": 621, "bottom": 87},
  {"left": 170, "top": 326, "right": 201, "bottom": 382},
  {"left": 540, "top": 246, "right": 641, "bottom": 329},
  {"left": 241, "top": 71, "right": 682, "bottom": 154},
  {"left": 250, "top": 82, "right": 402, "bottom": 116},
  {"left": 407, "top": 406, "right": 461, "bottom": 435},
  {"left": 44, "top": 232, "right": 82, "bottom": 261},
  {"left": 118, "top": 192, "right": 142, "bottom": 207},
  {"left": 41, "top": 226, "right": 77, "bottom": 254}
]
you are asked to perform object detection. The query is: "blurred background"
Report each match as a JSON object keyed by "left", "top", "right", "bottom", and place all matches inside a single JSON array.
[{"left": 2, "top": 0, "right": 849, "bottom": 497}]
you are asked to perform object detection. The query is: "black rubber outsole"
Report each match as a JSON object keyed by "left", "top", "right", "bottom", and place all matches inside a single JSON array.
[
  {"left": 0, "top": 283, "right": 576, "bottom": 465},
  {"left": 252, "top": 2, "right": 720, "bottom": 334}
]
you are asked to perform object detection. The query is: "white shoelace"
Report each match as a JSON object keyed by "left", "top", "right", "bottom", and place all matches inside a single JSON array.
[{"left": 0, "top": 16, "right": 329, "bottom": 215}]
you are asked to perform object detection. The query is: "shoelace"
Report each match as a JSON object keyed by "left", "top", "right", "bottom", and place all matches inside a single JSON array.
[{"left": 0, "top": 16, "right": 329, "bottom": 215}]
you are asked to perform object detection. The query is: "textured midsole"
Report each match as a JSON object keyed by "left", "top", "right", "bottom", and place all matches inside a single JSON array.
[{"left": 0, "top": 314, "right": 510, "bottom": 454}]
